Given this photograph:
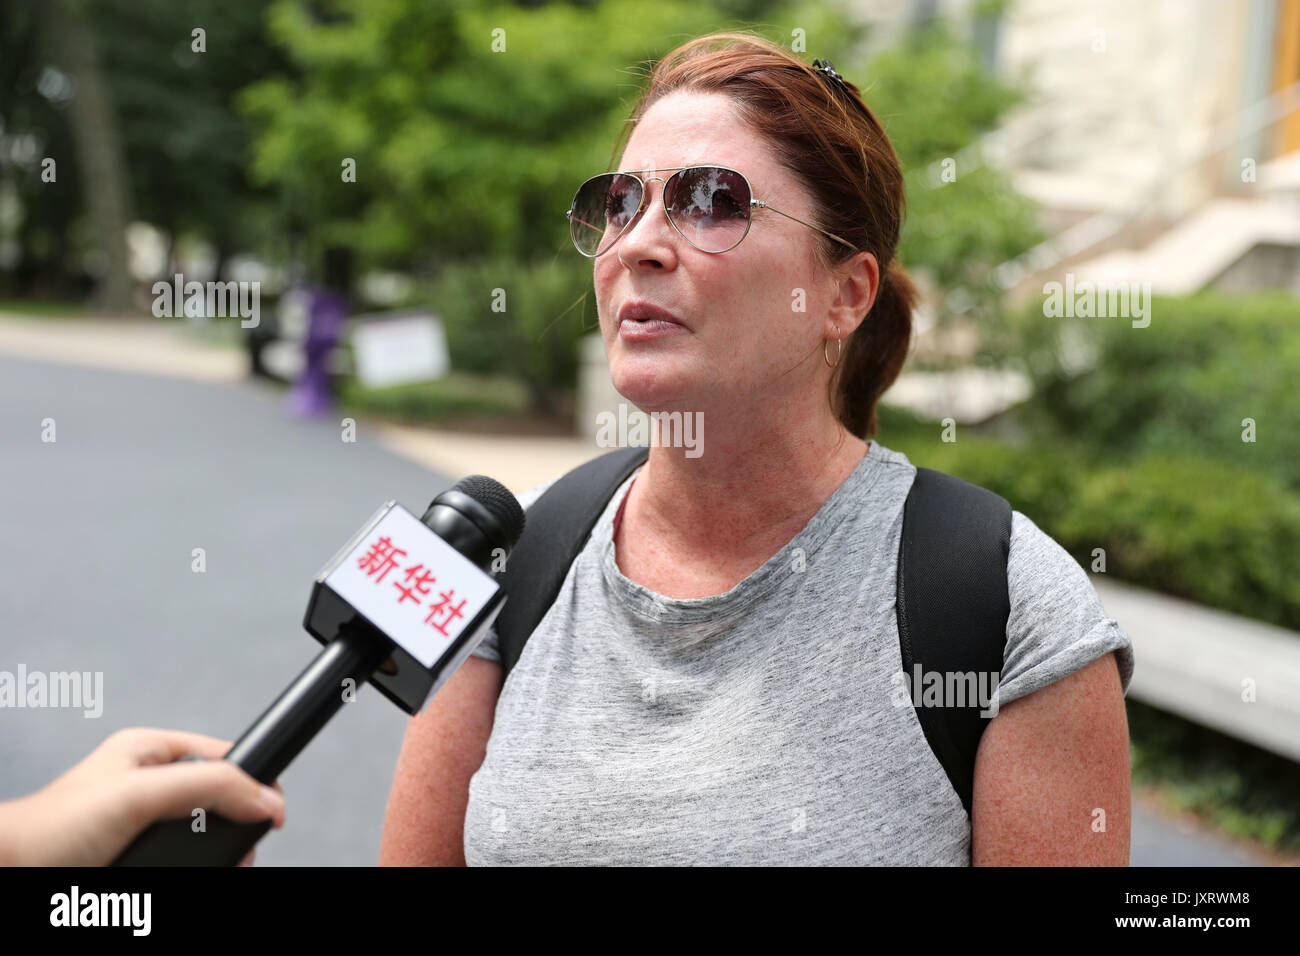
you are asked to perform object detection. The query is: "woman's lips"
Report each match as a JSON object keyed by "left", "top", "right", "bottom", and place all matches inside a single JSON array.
[
  {"left": 618, "top": 317, "right": 687, "bottom": 339},
  {"left": 616, "top": 300, "right": 688, "bottom": 340}
]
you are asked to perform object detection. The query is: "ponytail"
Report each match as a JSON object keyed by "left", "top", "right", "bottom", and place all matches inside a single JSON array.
[{"left": 831, "top": 258, "right": 917, "bottom": 439}]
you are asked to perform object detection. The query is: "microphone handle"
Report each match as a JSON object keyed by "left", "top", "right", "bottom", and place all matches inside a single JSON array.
[{"left": 112, "top": 626, "right": 394, "bottom": 866}]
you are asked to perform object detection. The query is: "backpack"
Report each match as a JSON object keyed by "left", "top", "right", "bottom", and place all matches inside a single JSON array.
[{"left": 492, "top": 445, "right": 1011, "bottom": 816}]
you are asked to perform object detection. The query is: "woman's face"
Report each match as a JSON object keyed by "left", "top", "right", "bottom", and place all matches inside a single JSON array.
[{"left": 594, "top": 91, "right": 844, "bottom": 419}]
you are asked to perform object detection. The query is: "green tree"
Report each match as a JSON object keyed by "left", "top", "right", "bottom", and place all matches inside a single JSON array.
[
  {"left": 863, "top": 16, "right": 1042, "bottom": 366},
  {"left": 0, "top": 0, "right": 84, "bottom": 299},
  {"left": 89, "top": 0, "right": 290, "bottom": 279},
  {"left": 0, "top": 0, "right": 289, "bottom": 303},
  {"left": 238, "top": 0, "right": 757, "bottom": 271},
  {"left": 39, "top": 0, "right": 134, "bottom": 311},
  {"left": 238, "top": 1, "right": 1038, "bottom": 397}
]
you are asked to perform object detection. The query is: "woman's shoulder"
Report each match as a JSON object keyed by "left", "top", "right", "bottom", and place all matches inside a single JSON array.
[{"left": 999, "top": 508, "right": 1135, "bottom": 706}]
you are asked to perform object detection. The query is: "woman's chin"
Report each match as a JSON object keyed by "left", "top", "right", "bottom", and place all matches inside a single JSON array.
[
  {"left": 609, "top": 365, "right": 691, "bottom": 410},
  {"left": 609, "top": 346, "right": 732, "bottom": 408}
]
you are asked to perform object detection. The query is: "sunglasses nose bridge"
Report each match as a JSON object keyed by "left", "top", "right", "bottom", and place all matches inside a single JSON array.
[
  {"left": 635, "top": 174, "right": 667, "bottom": 215},
  {"left": 616, "top": 174, "right": 675, "bottom": 250}
]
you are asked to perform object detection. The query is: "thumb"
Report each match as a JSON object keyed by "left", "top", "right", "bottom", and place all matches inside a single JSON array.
[{"left": 124, "top": 759, "right": 286, "bottom": 830}]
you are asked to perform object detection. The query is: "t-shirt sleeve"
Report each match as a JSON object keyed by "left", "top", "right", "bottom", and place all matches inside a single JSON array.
[
  {"left": 469, "top": 474, "right": 563, "bottom": 663},
  {"left": 996, "top": 510, "right": 1135, "bottom": 707}
]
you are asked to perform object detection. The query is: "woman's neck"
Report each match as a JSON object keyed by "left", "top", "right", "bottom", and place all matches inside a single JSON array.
[{"left": 619, "top": 410, "right": 869, "bottom": 565}]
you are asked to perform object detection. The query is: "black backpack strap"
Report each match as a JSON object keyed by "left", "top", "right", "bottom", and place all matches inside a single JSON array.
[
  {"left": 896, "top": 466, "right": 1012, "bottom": 816},
  {"left": 495, "top": 446, "right": 649, "bottom": 678}
]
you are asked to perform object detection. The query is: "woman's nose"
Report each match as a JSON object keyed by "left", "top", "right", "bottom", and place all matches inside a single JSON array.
[{"left": 617, "top": 178, "right": 677, "bottom": 264}]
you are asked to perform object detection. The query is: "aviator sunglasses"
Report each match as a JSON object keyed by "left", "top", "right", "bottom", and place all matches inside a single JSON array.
[{"left": 566, "top": 164, "right": 855, "bottom": 257}]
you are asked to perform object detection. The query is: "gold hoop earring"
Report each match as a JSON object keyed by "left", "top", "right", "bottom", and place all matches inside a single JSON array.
[{"left": 824, "top": 335, "right": 843, "bottom": 368}]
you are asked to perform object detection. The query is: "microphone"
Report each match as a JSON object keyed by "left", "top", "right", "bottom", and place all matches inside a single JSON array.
[{"left": 112, "top": 475, "right": 525, "bottom": 866}]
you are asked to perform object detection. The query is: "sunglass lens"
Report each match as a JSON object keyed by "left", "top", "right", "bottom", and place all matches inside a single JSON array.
[
  {"left": 665, "top": 166, "right": 752, "bottom": 253},
  {"left": 570, "top": 173, "right": 642, "bottom": 256}
]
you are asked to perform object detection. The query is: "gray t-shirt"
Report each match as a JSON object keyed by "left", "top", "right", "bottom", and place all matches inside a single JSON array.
[{"left": 463, "top": 440, "right": 1135, "bottom": 865}]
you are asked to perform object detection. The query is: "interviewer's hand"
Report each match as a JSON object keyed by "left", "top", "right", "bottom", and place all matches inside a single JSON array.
[{"left": 0, "top": 727, "right": 286, "bottom": 867}]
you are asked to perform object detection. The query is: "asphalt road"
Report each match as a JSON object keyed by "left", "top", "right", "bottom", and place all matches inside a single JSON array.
[
  {"left": 0, "top": 355, "right": 451, "bottom": 865},
  {"left": 0, "top": 354, "right": 1276, "bottom": 866}
]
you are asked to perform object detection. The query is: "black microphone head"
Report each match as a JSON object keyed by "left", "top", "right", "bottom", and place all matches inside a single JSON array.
[{"left": 451, "top": 474, "right": 526, "bottom": 551}]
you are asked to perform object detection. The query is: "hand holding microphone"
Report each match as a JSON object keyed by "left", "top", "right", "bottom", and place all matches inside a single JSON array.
[
  {"left": 0, "top": 728, "right": 285, "bottom": 867},
  {"left": 111, "top": 475, "right": 524, "bottom": 866}
]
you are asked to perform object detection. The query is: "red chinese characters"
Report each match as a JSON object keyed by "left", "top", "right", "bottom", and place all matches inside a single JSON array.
[
  {"left": 356, "top": 534, "right": 467, "bottom": 639},
  {"left": 394, "top": 563, "right": 436, "bottom": 605},
  {"left": 357, "top": 536, "right": 406, "bottom": 583},
  {"left": 423, "top": 592, "right": 467, "bottom": 636}
]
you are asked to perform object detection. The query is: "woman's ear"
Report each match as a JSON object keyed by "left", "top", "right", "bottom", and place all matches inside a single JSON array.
[{"left": 826, "top": 251, "right": 878, "bottom": 339}]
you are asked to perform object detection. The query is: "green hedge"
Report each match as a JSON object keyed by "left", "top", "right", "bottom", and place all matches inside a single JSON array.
[
  {"left": 1001, "top": 290, "right": 1300, "bottom": 491},
  {"left": 428, "top": 255, "right": 593, "bottom": 416},
  {"left": 879, "top": 424, "right": 1300, "bottom": 631},
  {"left": 338, "top": 371, "right": 529, "bottom": 425}
]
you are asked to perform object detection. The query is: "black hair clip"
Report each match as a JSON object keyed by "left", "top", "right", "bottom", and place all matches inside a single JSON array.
[{"left": 811, "top": 57, "right": 850, "bottom": 92}]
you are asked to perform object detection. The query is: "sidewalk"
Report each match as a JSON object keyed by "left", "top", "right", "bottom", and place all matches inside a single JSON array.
[
  {"left": 0, "top": 312, "right": 603, "bottom": 494},
  {"left": 370, "top": 420, "right": 603, "bottom": 496},
  {"left": 0, "top": 312, "right": 246, "bottom": 384}
]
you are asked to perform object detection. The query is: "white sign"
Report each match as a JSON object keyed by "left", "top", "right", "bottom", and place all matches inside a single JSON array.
[
  {"left": 325, "top": 504, "right": 498, "bottom": 669},
  {"left": 351, "top": 313, "right": 448, "bottom": 388}
]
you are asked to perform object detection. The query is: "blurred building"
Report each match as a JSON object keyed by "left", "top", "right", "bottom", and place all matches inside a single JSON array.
[{"left": 869, "top": 0, "right": 1300, "bottom": 297}]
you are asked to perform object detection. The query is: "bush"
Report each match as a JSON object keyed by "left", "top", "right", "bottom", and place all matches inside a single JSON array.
[
  {"left": 1001, "top": 290, "right": 1300, "bottom": 491},
  {"left": 338, "top": 371, "right": 529, "bottom": 425},
  {"left": 426, "top": 255, "right": 594, "bottom": 417},
  {"left": 880, "top": 428, "right": 1300, "bottom": 631},
  {"left": 877, "top": 414, "right": 1088, "bottom": 532},
  {"left": 1058, "top": 454, "right": 1300, "bottom": 627},
  {"left": 1128, "top": 700, "right": 1300, "bottom": 852}
]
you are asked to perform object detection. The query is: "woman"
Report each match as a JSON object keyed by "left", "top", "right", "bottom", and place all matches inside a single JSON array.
[{"left": 380, "top": 33, "right": 1134, "bottom": 866}]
